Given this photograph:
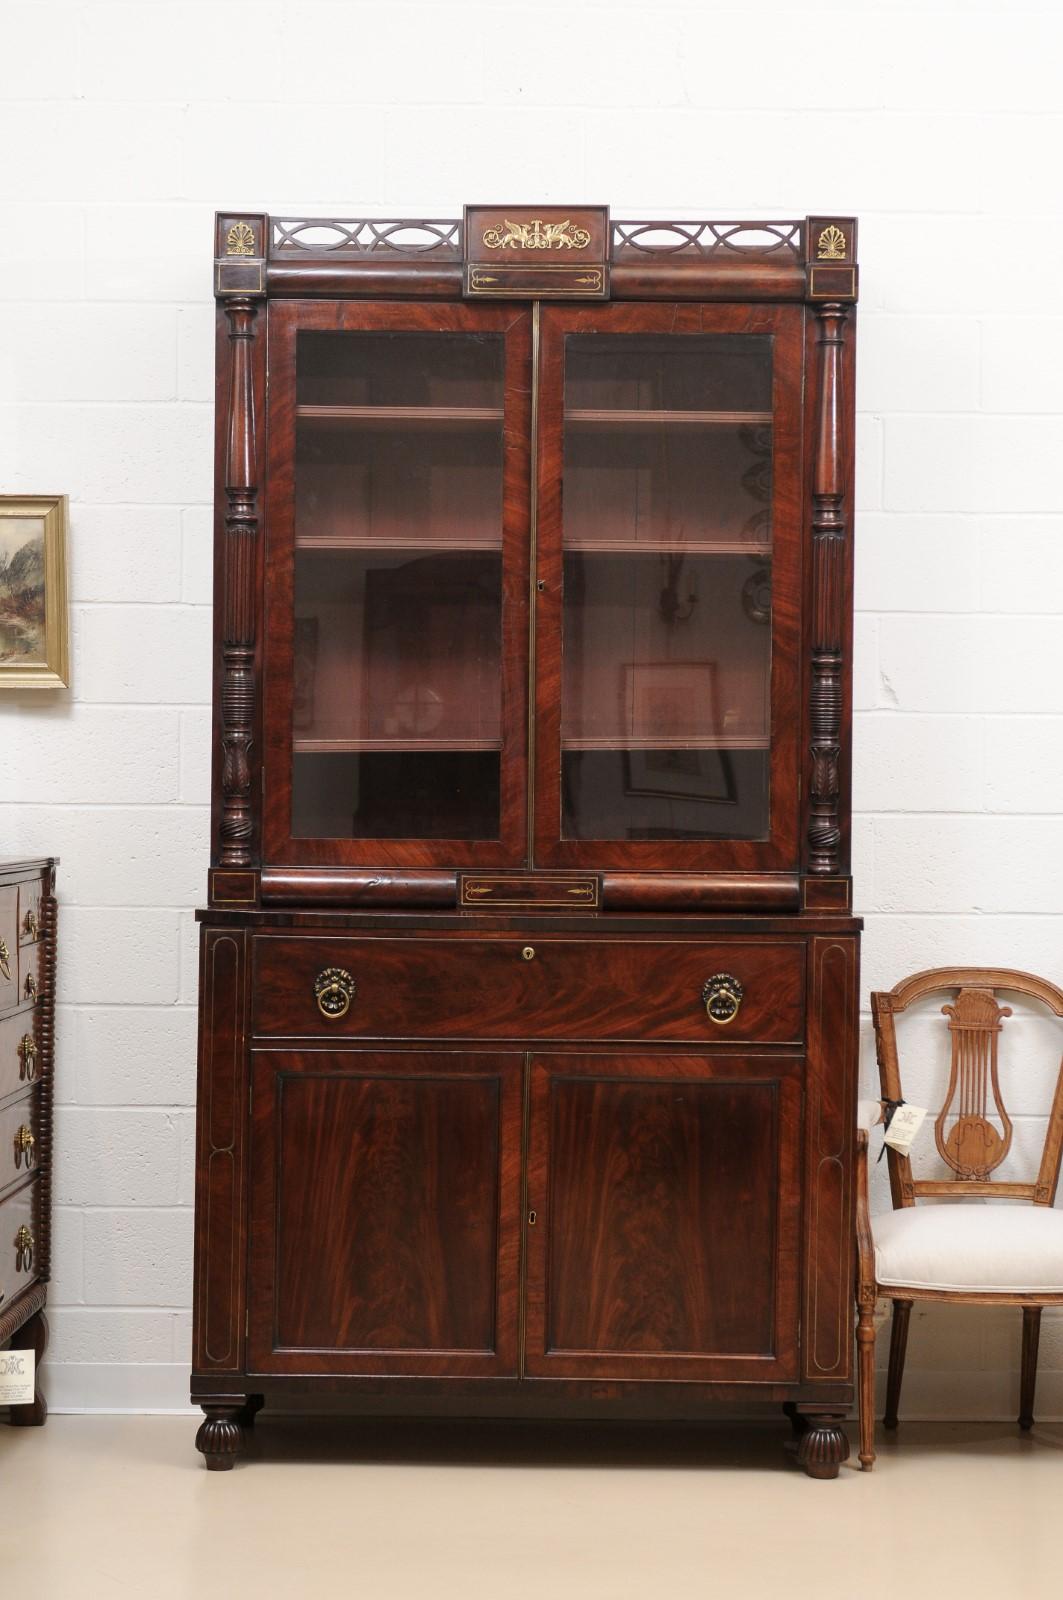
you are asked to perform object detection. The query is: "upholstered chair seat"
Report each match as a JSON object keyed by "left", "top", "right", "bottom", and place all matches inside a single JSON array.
[{"left": 873, "top": 1203, "right": 1063, "bottom": 1295}]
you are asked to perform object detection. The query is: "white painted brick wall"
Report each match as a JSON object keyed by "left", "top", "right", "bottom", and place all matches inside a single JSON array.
[{"left": 1, "top": 0, "right": 1060, "bottom": 1417}]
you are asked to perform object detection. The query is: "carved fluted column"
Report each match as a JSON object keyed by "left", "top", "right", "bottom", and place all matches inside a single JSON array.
[
  {"left": 807, "top": 301, "right": 849, "bottom": 875},
  {"left": 219, "top": 294, "right": 259, "bottom": 868}
]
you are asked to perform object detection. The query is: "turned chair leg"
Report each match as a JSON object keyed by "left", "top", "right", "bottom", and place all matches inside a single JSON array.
[
  {"left": 883, "top": 1299, "right": 912, "bottom": 1430},
  {"left": 856, "top": 1298, "right": 877, "bottom": 1470},
  {"left": 1019, "top": 1306, "right": 1042, "bottom": 1431}
]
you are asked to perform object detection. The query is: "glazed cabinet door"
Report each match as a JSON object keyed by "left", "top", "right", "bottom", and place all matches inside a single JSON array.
[
  {"left": 248, "top": 1050, "right": 522, "bottom": 1375},
  {"left": 524, "top": 1052, "right": 802, "bottom": 1381},
  {"left": 534, "top": 303, "right": 804, "bottom": 871},
  {"left": 263, "top": 302, "right": 531, "bottom": 867}
]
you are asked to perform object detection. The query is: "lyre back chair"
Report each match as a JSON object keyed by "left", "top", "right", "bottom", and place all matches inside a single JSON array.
[{"left": 856, "top": 967, "right": 1063, "bottom": 1469}]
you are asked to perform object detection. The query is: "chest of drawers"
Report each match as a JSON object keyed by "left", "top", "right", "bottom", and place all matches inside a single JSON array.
[{"left": 0, "top": 859, "right": 56, "bottom": 1429}]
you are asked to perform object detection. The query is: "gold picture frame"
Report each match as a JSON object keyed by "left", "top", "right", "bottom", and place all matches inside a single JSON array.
[{"left": 0, "top": 495, "right": 70, "bottom": 689}]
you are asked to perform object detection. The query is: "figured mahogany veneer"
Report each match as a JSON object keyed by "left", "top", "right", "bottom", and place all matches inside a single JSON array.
[{"left": 193, "top": 209, "right": 860, "bottom": 1478}]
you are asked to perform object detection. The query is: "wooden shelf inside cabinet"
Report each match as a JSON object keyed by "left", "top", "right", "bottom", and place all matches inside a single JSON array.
[
  {"left": 565, "top": 540, "right": 772, "bottom": 556},
  {"left": 294, "top": 737, "right": 502, "bottom": 753},
  {"left": 565, "top": 409, "right": 773, "bottom": 429},
  {"left": 563, "top": 734, "right": 770, "bottom": 751},
  {"left": 296, "top": 536, "right": 503, "bottom": 552},
  {"left": 296, "top": 405, "right": 503, "bottom": 429}
]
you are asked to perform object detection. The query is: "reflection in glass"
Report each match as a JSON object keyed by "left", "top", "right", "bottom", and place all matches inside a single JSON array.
[
  {"left": 290, "top": 331, "right": 504, "bottom": 840},
  {"left": 561, "top": 333, "right": 774, "bottom": 841}
]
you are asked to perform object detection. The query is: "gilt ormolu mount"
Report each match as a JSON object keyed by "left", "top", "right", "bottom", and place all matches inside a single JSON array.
[{"left": 194, "top": 207, "right": 860, "bottom": 1477}]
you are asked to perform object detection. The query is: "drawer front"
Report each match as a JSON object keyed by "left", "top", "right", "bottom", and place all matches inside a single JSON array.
[
  {"left": 18, "top": 879, "right": 44, "bottom": 946},
  {"left": 0, "top": 1092, "right": 39, "bottom": 1199},
  {"left": 0, "top": 1013, "right": 39, "bottom": 1103},
  {"left": 0, "top": 1178, "right": 39, "bottom": 1309},
  {"left": 0, "top": 886, "right": 16, "bottom": 1010},
  {"left": 253, "top": 936, "right": 805, "bottom": 1043}
]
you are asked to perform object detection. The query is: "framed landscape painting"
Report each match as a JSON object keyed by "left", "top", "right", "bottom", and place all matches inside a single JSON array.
[{"left": 0, "top": 495, "right": 69, "bottom": 688}]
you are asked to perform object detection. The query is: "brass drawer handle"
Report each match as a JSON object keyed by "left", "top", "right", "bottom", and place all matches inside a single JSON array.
[
  {"left": 0, "top": 937, "right": 10, "bottom": 982},
  {"left": 18, "top": 1035, "right": 37, "bottom": 1082},
  {"left": 702, "top": 973, "right": 745, "bottom": 1026},
  {"left": 314, "top": 967, "right": 355, "bottom": 1019},
  {"left": 14, "top": 1126, "right": 35, "bottom": 1170},
  {"left": 24, "top": 973, "right": 39, "bottom": 1003},
  {"left": 15, "top": 1225, "right": 33, "bottom": 1273},
  {"left": 23, "top": 908, "right": 39, "bottom": 940}
]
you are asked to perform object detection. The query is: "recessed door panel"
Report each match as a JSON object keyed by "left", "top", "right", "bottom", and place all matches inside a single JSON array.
[
  {"left": 525, "top": 1053, "right": 802, "bottom": 1380},
  {"left": 248, "top": 1050, "right": 522, "bottom": 1375}
]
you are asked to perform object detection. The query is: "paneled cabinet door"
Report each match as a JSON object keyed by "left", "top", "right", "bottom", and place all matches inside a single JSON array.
[
  {"left": 524, "top": 1053, "right": 802, "bottom": 1381},
  {"left": 534, "top": 302, "right": 804, "bottom": 872},
  {"left": 247, "top": 1050, "right": 522, "bottom": 1375}
]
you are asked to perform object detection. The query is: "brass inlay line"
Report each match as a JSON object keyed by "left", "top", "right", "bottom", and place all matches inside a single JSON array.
[{"left": 527, "top": 300, "right": 541, "bottom": 865}]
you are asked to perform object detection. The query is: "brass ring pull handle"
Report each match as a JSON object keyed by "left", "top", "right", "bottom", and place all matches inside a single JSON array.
[
  {"left": 15, "top": 1225, "right": 34, "bottom": 1274},
  {"left": 24, "top": 973, "right": 39, "bottom": 1003},
  {"left": 14, "top": 1126, "right": 35, "bottom": 1170},
  {"left": 702, "top": 973, "right": 745, "bottom": 1026},
  {"left": 314, "top": 967, "right": 355, "bottom": 1019},
  {"left": 18, "top": 1035, "right": 37, "bottom": 1082},
  {"left": 24, "top": 908, "right": 39, "bottom": 940},
  {"left": 0, "top": 937, "right": 10, "bottom": 982}
]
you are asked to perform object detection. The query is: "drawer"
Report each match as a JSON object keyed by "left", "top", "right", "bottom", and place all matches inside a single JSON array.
[
  {"left": 0, "top": 1092, "right": 39, "bottom": 1200},
  {"left": 0, "top": 885, "right": 16, "bottom": 1010},
  {"left": 0, "top": 1012, "right": 39, "bottom": 1103},
  {"left": 0, "top": 1178, "right": 39, "bottom": 1310},
  {"left": 18, "top": 879, "right": 44, "bottom": 946},
  {"left": 252, "top": 936, "right": 805, "bottom": 1044}
]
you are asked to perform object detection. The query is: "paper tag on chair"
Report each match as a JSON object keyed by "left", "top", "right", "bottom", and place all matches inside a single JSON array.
[
  {"left": 883, "top": 1102, "right": 927, "bottom": 1155},
  {"left": 0, "top": 1348, "right": 34, "bottom": 1405}
]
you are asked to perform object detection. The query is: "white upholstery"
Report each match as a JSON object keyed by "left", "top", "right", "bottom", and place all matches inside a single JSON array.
[{"left": 874, "top": 1203, "right": 1063, "bottom": 1294}]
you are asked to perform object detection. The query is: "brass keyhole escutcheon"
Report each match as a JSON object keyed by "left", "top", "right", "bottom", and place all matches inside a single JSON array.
[
  {"left": 0, "top": 937, "right": 9, "bottom": 982},
  {"left": 14, "top": 1126, "right": 34, "bottom": 1170},
  {"left": 527, "top": 1210, "right": 537, "bottom": 1226},
  {"left": 313, "top": 967, "right": 355, "bottom": 1019},
  {"left": 702, "top": 973, "right": 745, "bottom": 1026},
  {"left": 18, "top": 1035, "right": 37, "bottom": 1082},
  {"left": 522, "top": 947, "right": 536, "bottom": 961}
]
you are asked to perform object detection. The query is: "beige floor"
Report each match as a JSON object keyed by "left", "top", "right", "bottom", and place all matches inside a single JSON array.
[{"left": 2, "top": 1415, "right": 1061, "bottom": 1599}]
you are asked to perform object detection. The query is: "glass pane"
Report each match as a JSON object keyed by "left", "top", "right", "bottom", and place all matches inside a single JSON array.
[
  {"left": 561, "top": 334, "right": 773, "bottom": 842},
  {"left": 291, "top": 331, "right": 504, "bottom": 840}
]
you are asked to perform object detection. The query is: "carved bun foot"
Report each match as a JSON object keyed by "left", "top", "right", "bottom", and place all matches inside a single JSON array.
[
  {"left": 195, "top": 1404, "right": 245, "bottom": 1471},
  {"left": 9, "top": 1310, "right": 48, "bottom": 1428},
  {"left": 795, "top": 1413, "right": 850, "bottom": 1480}
]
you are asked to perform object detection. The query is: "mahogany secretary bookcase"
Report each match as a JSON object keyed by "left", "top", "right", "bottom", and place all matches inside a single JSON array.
[{"left": 193, "top": 207, "right": 860, "bottom": 1477}]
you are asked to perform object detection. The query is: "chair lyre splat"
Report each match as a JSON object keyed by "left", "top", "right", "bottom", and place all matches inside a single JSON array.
[
  {"left": 937, "top": 986, "right": 1012, "bottom": 1181},
  {"left": 856, "top": 966, "right": 1063, "bottom": 1469}
]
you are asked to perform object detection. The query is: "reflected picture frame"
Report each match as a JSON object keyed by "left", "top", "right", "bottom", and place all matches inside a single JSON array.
[
  {"left": 0, "top": 495, "right": 70, "bottom": 689},
  {"left": 622, "top": 660, "right": 738, "bottom": 806}
]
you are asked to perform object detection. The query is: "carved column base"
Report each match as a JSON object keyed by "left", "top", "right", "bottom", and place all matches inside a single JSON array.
[
  {"left": 794, "top": 1412, "right": 850, "bottom": 1480},
  {"left": 195, "top": 1402, "right": 246, "bottom": 1471},
  {"left": 8, "top": 1309, "right": 48, "bottom": 1428}
]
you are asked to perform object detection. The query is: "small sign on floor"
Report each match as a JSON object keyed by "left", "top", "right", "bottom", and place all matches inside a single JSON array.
[{"left": 0, "top": 1348, "right": 34, "bottom": 1405}]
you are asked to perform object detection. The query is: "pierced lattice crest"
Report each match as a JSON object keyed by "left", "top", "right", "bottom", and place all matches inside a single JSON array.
[
  {"left": 271, "top": 219, "right": 462, "bottom": 256},
  {"left": 611, "top": 220, "right": 802, "bottom": 256},
  {"left": 936, "top": 987, "right": 1014, "bottom": 1179}
]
